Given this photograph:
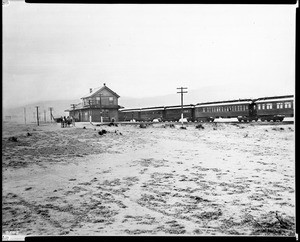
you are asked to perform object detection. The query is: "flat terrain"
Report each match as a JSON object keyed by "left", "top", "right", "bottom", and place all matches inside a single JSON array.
[{"left": 2, "top": 121, "right": 295, "bottom": 236}]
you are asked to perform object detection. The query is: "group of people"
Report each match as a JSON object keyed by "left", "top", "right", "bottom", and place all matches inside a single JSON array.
[{"left": 61, "top": 116, "right": 74, "bottom": 128}]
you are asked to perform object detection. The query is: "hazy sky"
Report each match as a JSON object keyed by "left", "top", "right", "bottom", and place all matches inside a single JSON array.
[{"left": 3, "top": 2, "right": 296, "bottom": 108}]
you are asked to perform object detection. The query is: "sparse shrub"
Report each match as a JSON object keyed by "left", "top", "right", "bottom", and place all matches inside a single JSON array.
[
  {"left": 8, "top": 136, "right": 18, "bottom": 142},
  {"left": 98, "top": 129, "right": 107, "bottom": 135},
  {"left": 139, "top": 124, "right": 147, "bottom": 128},
  {"left": 195, "top": 124, "right": 204, "bottom": 129}
]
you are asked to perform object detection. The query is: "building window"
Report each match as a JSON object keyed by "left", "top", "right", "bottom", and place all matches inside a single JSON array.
[
  {"left": 284, "top": 102, "right": 292, "bottom": 108},
  {"left": 96, "top": 97, "right": 100, "bottom": 104},
  {"left": 109, "top": 97, "right": 114, "bottom": 104}
]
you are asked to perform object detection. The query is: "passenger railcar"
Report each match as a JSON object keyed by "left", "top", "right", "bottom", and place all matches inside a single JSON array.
[
  {"left": 118, "top": 95, "right": 294, "bottom": 123},
  {"left": 139, "top": 107, "right": 165, "bottom": 121},
  {"left": 254, "top": 95, "right": 294, "bottom": 122},
  {"left": 194, "top": 99, "right": 257, "bottom": 122},
  {"left": 118, "top": 108, "right": 141, "bottom": 121},
  {"left": 164, "top": 105, "right": 195, "bottom": 122}
]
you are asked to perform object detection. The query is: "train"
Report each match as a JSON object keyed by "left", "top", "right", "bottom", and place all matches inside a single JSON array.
[{"left": 118, "top": 95, "right": 294, "bottom": 123}]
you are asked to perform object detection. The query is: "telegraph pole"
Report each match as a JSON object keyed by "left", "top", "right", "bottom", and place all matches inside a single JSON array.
[
  {"left": 36, "top": 106, "right": 40, "bottom": 126},
  {"left": 99, "top": 94, "right": 103, "bottom": 123},
  {"left": 44, "top": 110, "right": 46, "bottom": 122},
  {"left": 70, "top": 104, "right": 76, "bottom": 126},
  {"left": 49, "top": 107, "right": 53, "bottom": 123},
  {"left": 24, "top": 107, "right": 27, "bottom": 125},
  {"left": 177, "top": 87, "right": 188, "bottom": 126},
  {"left": 88, "top": 100, "right": 92, "bottom": 123},
  {"left": 23, "top": 107, "right": 26, "bottom": 125}
]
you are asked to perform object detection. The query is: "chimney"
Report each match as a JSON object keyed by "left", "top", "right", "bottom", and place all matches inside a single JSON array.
[
  {"left": 90, "top": 88, "right": 93, "bottom": 93},
  {"left": 103, "top": 83, "right": 106, "bottom": 86}
]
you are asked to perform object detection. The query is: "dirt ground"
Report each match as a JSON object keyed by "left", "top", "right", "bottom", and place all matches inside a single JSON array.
[{"left": 2, "top": 121, "right": 295, "bottom": 237}]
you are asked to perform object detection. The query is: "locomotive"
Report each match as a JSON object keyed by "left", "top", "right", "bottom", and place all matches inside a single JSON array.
[{"left": 118, "top": 95, "right": 294, "bottom": 123}]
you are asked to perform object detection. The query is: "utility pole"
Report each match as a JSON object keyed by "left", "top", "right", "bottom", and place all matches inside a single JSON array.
[
  {"left": 24, "top": 107, "right": 26, "bottom": 125},
  {"left": 88, "top": 100, "right": 92, "bottom": 123},
  {"left": 49, "top": 107, "right": 53, "bottom": 123},
  {"left": 99, "top": 94, "right": 103, "bottom": 123},
  {"left": 44, "top": 110, "right": 46, "bottom": 122},
  {"left": 177, "top": 87, "right": 188, "bottom": 126},
  {"left": 70, "top": 104, "right": 76, "bottom": 125},
  {"left": 36, "top": 106, "right": 39, "bottom": 126}
]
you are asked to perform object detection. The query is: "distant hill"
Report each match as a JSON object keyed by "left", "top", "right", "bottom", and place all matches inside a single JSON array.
[{"left": 2, "top": 99, "right": 80, "bottom": 124}]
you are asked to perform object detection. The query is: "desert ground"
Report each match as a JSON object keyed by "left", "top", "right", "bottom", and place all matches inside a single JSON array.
[{"left": 2, "top": 120, "right": 295, "bottom": 237}]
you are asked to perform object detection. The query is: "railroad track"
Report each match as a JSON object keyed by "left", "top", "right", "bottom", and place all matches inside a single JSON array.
[{"left": 115, "top": 121, "right": 294, "bottom": 126}]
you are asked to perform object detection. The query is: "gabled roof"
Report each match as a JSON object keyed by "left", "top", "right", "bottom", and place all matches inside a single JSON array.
[{"left": 81, "top": 84, "right": 120, "bottom": 99}]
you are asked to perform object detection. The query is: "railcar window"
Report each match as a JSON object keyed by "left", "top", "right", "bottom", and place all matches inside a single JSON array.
[
  {"left": 257, "top": 104, "right": 261, "bottom": 110},
  {"left": 277, "top": 103, "right": 283, "bottom": 109},
  {"left": 266, "top": 103, "right": 272, "bottom": 109},
  {"left": 262, "top": 104, "right": 265, "bottom": 109},
  {"left": 245, "top": 106, "right": 248, "bottom": 110},
  {"left": 284, "top": 102, "right": 292, "bottom": 108}
]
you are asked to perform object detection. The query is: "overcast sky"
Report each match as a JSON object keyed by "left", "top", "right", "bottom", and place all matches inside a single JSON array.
[{"left": 3, "top": 2, "right": 296, "bottom": 109}]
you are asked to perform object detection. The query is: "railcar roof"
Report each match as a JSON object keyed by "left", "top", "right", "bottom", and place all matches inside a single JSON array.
[
  {"left": 165, "top": 106, "right": 194, "bottom": 110},
  {"left": 195, "top": 100, "right": 253, "bottom": 107},
  {"left": 120, "top": 104, "right": 195, "bottom": 112},
  {"left": 196, "top": 99, "right": 252, "bottom": 105},
  {"left": 254, "top": 95, "right": 294, "bottom": 103}
]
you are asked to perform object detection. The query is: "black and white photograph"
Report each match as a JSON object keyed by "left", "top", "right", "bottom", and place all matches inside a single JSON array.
[{"left": 2, "top": 1, "right": 296, "bottom": 239}]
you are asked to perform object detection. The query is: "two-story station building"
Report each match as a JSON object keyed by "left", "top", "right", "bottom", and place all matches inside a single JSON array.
[{"left": 66, "top": 83, "right": 123, "bottom": 122}]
